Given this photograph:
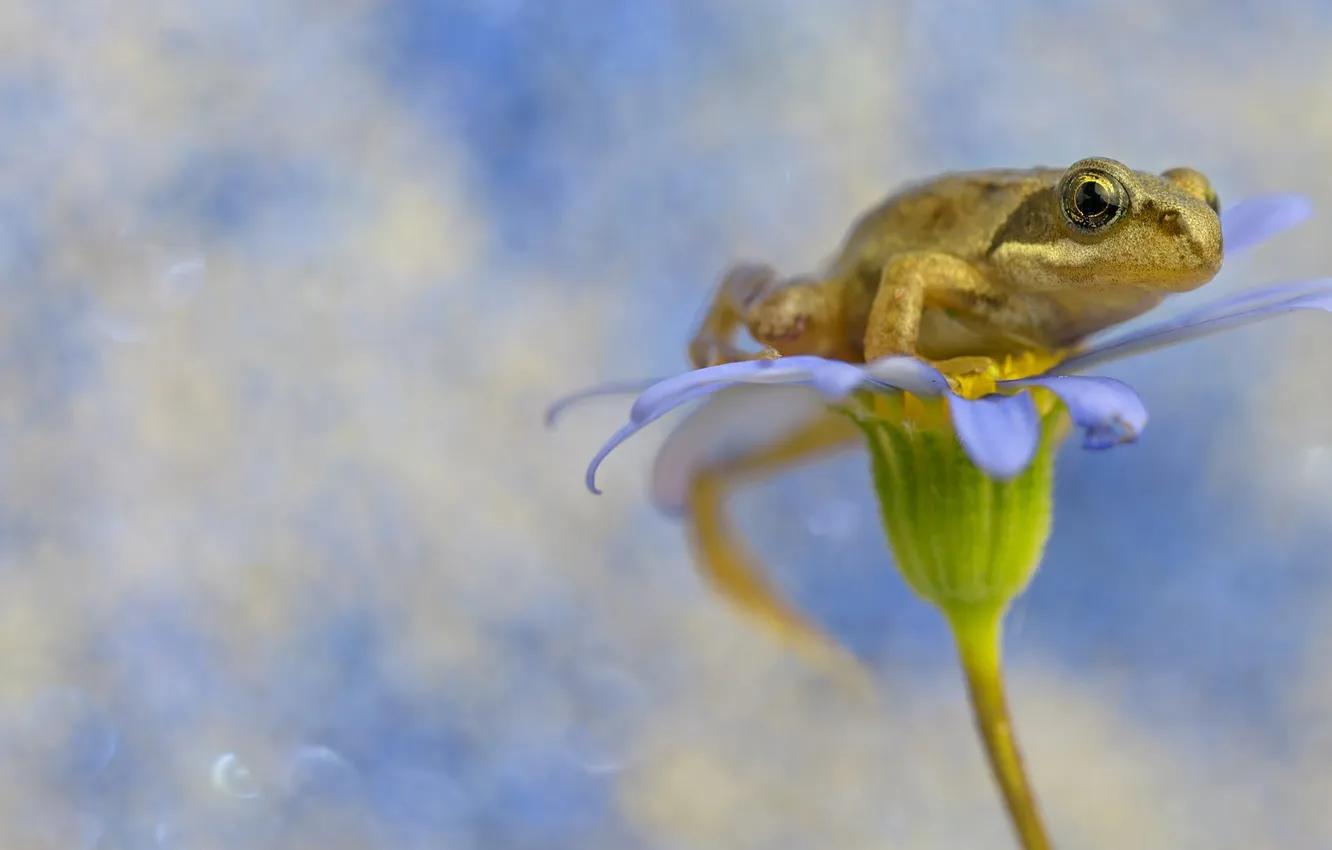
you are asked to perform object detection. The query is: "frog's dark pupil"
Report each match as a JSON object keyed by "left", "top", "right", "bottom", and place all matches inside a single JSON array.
[{"left": 1075, "top": 179, "right": 1116, "bottom": 219}]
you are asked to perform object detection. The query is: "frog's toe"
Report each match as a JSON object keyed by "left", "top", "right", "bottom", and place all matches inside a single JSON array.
[{"left": 752, "top": 311, "right": 809, "bottom": 342}]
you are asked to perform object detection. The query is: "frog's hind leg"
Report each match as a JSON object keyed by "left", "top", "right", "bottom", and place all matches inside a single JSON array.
[
  {"left": 744, "top": 276, "right": 860, "bottom": 362},
  {"left": 688, "top": 263, "right": 784, "bottom": 368},
  {"left": 690, "top": 263, "right": 858, "bottom": 367},
  {"left": 664, "top": 399, "right": 871, "bottom": 688}
]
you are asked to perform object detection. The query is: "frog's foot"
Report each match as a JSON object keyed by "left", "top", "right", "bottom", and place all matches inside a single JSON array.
[
  {"left": 689, "top": 263, "right": 784, "bottom": 368},
  {"left": 745, "top": 279, "right": 854, "bottom": 360},
  {"left": 749, "top": 300, "right": 809, "bottom": 342}
]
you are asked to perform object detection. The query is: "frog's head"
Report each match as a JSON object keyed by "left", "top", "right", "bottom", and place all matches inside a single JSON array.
[{"left": 989, "top": 157, "right": 1223, "bottom": 293}]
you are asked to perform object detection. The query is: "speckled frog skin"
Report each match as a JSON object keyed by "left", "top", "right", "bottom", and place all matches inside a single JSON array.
[{"left": 689, "top": 157, "right": 1223, "bottom": 366}]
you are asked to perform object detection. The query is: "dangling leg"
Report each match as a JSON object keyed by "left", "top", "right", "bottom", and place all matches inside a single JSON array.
[{"left": 680, "top": 408, "right": 872, "bottom": 687}]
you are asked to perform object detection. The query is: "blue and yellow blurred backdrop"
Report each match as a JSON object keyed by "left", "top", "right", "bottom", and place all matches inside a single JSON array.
[{"left": 1, "top": 1, "right": 1331, "bottom": 847}]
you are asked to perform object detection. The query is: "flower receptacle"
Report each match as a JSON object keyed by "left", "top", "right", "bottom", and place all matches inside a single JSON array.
[{"left": 848, "top": 390, "right": 1066, "bottom": 615}]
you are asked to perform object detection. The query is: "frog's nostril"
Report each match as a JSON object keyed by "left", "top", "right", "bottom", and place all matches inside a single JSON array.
[{"left": 1159, "top": 209, "right": 1186, "bottom": 237}]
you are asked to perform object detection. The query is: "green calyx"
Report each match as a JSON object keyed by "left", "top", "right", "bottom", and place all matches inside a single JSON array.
[{"left": 845, "top": 391, "right": 1066, "bottom": 616}]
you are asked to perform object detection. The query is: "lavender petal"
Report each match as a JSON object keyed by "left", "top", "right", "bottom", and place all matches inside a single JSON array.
[
  {"left": 1221, "top": 194, "right": 1313, "bottom": 256},
  {"left": 584, "top": 383, "right": 721, "bottom": 494},
  {"left": 1052, "top": 283, "right": 1332, "bottom": 375},
  {"left": 1002, "top": 375, "right": 1147, "bottom": 450},
  {"left": 628, "top": 357, "right": 830, "bottom": 424},
  {"left": 545, "top": 379, "right": 666, "bottom": 427},
  {"left": 948, "top": 391, "right": 1042, "bottom": 480},
  {"left": 862, "top": 356, "right": 951, "bottom": 396}
]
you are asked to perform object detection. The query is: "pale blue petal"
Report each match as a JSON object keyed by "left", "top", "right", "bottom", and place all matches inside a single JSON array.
[
  {"left": 1221, "top": 194, "right": 1313, "bottom": 256},
  {"left": 583, "top": 383, "right": 722, "bottom": 494},
  {"left": 584, "top": 421, "right": 639, "bottom": 495},
  {"left": 1154, "top": 278, "right": 1332, "bottom": 330},
  {"left": 1053, "top": 281, "right": 1332, "bottom": 375},
  {"left": 807, "top": 358, "right": 875, "bottom": 398},
  {"left": 862, "top": 356, "right": 951, "bottom": 396},
  {"left": 948, "top": 391, "right": 1041, "bottom": 480},
  {"left": 628, "top": 357, "right": 836, "bottom": 424},
  {"left": 577, "top": 355, "right": 948, "bottom": 495},
  {"left": 650, "top": 385, "right": 833, "bottom": 514},
  {"left": 545, "top": 379, "right": 665, "bottom": 427},
  {"left": 629, "top": 356, "right": 910, "bottom": 425},
  {"left": 1001, "top": 375, "right": 1147, "bottom": 449},
  {"left": 582, "top": 357, "right": 865, "bottom": 496}
]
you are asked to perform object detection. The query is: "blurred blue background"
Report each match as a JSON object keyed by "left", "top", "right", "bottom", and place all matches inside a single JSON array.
[{"left": 2, "top": 0, "right": 1331, "bottom": 847}]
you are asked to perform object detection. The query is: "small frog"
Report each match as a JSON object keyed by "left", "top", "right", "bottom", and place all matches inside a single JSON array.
[{"left": 689, "top": 157, "right": 1223, "bottom": 367}]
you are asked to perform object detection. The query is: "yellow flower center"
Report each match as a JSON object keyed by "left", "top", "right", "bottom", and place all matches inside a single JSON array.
[
  {"left": 933, "top": 349, "right": 1067, "bottom": 400},
  {"left": 850, "top": 348, "right": 1068, "bottom": 429}
]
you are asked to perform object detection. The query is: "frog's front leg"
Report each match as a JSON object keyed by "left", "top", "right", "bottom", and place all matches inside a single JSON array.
[{"left": 862, "top": 252, "right": 994, "bottom": 360}]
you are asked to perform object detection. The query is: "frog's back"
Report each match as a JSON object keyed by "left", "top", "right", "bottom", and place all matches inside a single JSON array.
[{"left": 832, "top": 167, "right": 1064, "bottom": 273}]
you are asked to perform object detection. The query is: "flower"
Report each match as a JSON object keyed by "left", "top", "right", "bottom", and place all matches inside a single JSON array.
[
  {"left": 544, "top": 190, "right": 1328, "bottom": 677},
  {"left": 549, "top": 193, "right": 1325, "bottom": 494},
  {"left": 546, "top": 191, "right": 1326, "bottom": 850}
]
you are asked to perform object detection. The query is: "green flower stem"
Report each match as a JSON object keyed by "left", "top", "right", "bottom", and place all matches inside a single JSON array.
[
  {"left": 850, "top": 392, "right": 1068, "bottom": 849},
  {"left": 949, "top": 603, "right": 1051, "bottom": 850}
]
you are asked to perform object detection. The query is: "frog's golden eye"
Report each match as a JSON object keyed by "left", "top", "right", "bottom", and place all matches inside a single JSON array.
[{"left": 1060, "top": 170, "right": 1125, "bottom": 231}]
